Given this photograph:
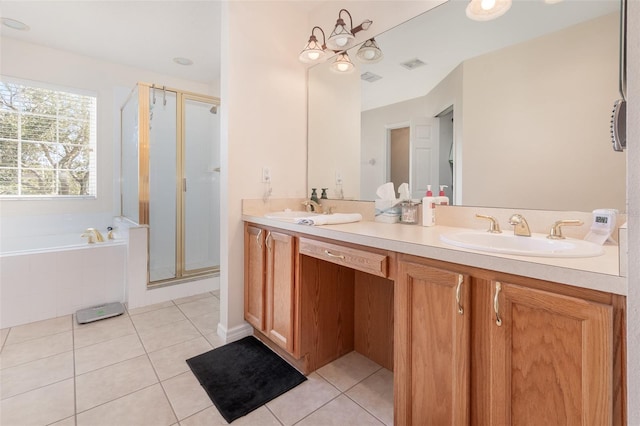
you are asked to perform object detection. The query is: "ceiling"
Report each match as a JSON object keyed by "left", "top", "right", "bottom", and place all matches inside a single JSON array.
[{"left": 0, "top": 1, "right": 222, "bottom": 84}]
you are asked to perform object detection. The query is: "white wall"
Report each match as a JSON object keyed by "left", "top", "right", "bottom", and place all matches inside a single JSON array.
[
  {"left": 626, "top": 0, "right": 639, "bottom": 422},
  {"left": 218, "top": 1, "right": 309, "bottom": 340},
  {"left": 0, "top": 37, "right": 214, "bottom": 220}
]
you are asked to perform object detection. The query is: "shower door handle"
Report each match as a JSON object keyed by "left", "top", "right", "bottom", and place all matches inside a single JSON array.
[{"left": 183, "top": 178, "right": 187, "bottom": 192}]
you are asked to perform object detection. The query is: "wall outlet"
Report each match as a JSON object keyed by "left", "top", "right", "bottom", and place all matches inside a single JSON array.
[
  {"left": 262, "top": 167, "right": 271, "bottom": 183},
  {"left": 335, "top": 171, "right": 343, "bottom": 185}
]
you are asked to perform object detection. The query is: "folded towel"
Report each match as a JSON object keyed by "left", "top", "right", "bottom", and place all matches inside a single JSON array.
[{"left": 295, "top": 213, "right": 363, "bottom": 226}]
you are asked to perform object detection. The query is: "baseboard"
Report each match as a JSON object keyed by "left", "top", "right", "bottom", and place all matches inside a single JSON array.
[{"left": 217, "top": 321, "right": 253, "bottom": 343}]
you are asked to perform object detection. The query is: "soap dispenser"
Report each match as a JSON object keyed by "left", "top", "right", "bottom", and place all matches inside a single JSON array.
[
  {"left": 422, "top": 185, "right": 436, "bottom": 227},
  {"left": 437, "top": 185, "right": 449, "bottom": 205}
]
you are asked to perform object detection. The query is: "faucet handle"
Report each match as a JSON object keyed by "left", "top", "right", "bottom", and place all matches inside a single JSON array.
[
  {"left": 81, "top": 231, "right": 96, "bottom": 244},
  {"left": 547, "top": 220, "right": 583, "bottom": 240},
  {"left": 475, "top": 214, "right": 501, "bottom": 233}
]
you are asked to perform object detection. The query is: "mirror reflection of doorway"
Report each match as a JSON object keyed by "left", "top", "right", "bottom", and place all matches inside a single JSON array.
[
  {"left": 389, "top": 127, "right": 410, "bottom": 194},
  {"left": 437, "top": 107, "right": 454, "bottom": 202}
]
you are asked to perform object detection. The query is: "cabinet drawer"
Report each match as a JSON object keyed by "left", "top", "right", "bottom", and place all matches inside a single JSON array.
[{"left": 298, "top": 237, "right": 388, "bottom": 278}]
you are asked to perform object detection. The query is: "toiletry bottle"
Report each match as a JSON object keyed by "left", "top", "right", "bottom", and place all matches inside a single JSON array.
[
  {"left": 437, "top": 185, "right": 449, "bottom": 205},
  {"left": 422, "top": 185, "right": 436, "bottom": 227},
  {"left": 310, "top": 188, "right": 319, "bottom": 203}
]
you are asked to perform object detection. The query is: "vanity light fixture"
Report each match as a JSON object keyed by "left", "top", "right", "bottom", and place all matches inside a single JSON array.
[
  {"left": 299, "top": 26, "right": 327, "bottom": 63},
  {"left": 330, "top": 52, "right": 355, "bottom": 73},
  {"left": 466, "top": 0, "right": 512, "bottom": 21},
  {"left": 356, "top": 38, "right": 383, "bottom": 64},
  {"left": 299, "top": 8, "right": 373, "bottom": 64}
]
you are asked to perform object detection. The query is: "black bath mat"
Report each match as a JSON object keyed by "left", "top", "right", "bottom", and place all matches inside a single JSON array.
[{"left": 186, "top": 336, "right": 306, "bottom": 423}]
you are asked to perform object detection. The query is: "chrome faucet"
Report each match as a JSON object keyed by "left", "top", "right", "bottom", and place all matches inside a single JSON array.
[
  {"left": 547, "top": 220, "right": 583, "bottom": 239},
  {"left": 508, "top": 214, "right": 531, "bottom": 237},
  {"left": 81, "top": 228, "right": 105, "bottom": 244},
  {"left": 302, "top": 199, "right": 323, "bottom": 213}
]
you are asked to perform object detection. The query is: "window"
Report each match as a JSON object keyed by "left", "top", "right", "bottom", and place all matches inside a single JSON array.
[{"left": 0, "top": 77, "right": 97, "bottom": 198}]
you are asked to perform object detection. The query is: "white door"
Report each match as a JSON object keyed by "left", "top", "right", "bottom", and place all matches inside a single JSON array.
[{"left": 410, "top": 116, "right": 439, "bottom": 199}]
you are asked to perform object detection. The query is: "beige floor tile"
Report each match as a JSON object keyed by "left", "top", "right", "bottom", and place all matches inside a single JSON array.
[
  {"left": 75, "top": 354, "right": 158, "bottom": 412},
  {"left": 0, "top": 330, "right": 72, "bottom": 369},
  {"left": 75, "top": 333, "right": 145, "bottom": 375},
  {"left": 203, "top": 332, "right": 225, "bottom": 348},
  {"left": 266, "top": 372, "right": 340, "bottom": 426},
  {"left": 148, "top": 337, "right": 212, "bottom": 381},
  {"left": 0, "top": 378, "right": 75, "bottom": 426},
  {"left": 177, "top": 297, "right": 219, "bottom": 319},
  {"left": 0, "top": 328, "right": 8, "bottom": 349},
  {"left": 1, "top": 351, "right": 74, "bottom": 399},
  {"left": 346, "top": 368, "right": 394, "bottom": 426},
  {"left": 137, "top": 319, "right": 201, "bottom": 353},
  {"left": 3, "top": 316, "right": 71, "bottom": 346},
  {"left": 73, "top": 314, "right": 136, "bottom": 348},
  {"left": 162, "top": 371, "right": 212, "bottom": 420},
  {"left": 180, "top": 405, "right": 281, "bottom": 426},
  {"left": 189, "top": 311, "right": 220, "bottom": 335},
  {"left": 316, "top": 351, "right": 382, "bottom": 392},
  {"left": 126, "top": 300, "right": 174, "bottom": 316},
  {"left": 50, "top": 416, "right": 76, "bottom": 426},
  {"left": 296, "top": 394, "right": 384, "bottom": 426},
  {"left": 173, "top": 292, "right": 213, "bottom": 305},
  {"left": 76, "top": 383, "right": 177, "bottom": 426},
  {"left": 130, "top": 305, "right": 187, "bottom": 331}
]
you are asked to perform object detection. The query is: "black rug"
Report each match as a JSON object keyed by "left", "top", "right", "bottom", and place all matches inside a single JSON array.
[{"left": 186, "top": 336, "right": 307, "bottom": 423}]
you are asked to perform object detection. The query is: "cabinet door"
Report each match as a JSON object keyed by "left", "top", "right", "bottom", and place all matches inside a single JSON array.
[
  {"left": 489, "top": 281, "right": 613, "bottom": 425},
  {"left": 395, "top": 261, "right": 470, "bottom": 425},
  {"left": 244, "top": 225, "right": 265, "bottom": 330},
  {"left": 265, "top": 230, "right": 296, "bottom": 353}
]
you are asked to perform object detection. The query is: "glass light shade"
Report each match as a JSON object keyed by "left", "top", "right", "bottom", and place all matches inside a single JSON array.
[
  {"left": 466, "top": 0, "right": 512, "bottom": 21},
  {"left": 330, "top": 52, "right": 355, "bottom": 73},
  {"left": 356, "top": 39, "right": 383, "bottom": 63},
  {"left": 299, "top": 37, "right": 326, "bottom": 63},
  {"left": 326, "top": 22, "right": 355, "bottom": 50}
]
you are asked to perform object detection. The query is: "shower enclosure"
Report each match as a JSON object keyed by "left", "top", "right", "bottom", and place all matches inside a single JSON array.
[{"left": 121, "top": 83, "right": 220, "bottom": 286}]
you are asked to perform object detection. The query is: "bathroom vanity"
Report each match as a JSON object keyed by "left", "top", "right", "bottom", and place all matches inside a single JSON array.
[{"left": 242, "top": 211, "right": 626, "bottom": 425}]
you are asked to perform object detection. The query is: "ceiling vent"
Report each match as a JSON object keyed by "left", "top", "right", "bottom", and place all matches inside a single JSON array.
[
  {"left": 361, "top": 72, "right": 382, "bottom": 83},
  {"left": 400, "top": 58, "right": 426, "bottom": 70}
]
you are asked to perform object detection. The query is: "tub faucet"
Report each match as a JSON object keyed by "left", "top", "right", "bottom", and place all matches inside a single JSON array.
[
  {"left": 508, "top": 214, "right": 531, "bottom": 237},
  {"left": 81, "top": 228, "right": 105, "bottom": 244}
]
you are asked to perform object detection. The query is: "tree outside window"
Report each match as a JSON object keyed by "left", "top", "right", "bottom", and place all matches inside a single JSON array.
[{"left": 0, "top": 79, "right": 97, "bottom": 197}]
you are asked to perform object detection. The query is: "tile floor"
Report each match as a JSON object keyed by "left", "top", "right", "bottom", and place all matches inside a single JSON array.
[{"left": 0, "top": 291, "right": 393, "bottom": 425}]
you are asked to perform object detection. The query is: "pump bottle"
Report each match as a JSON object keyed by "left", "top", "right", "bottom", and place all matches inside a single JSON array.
[
  {"left": 437, "top": 185, "right": 449, "bottom": 205},
  {"left": 422, "top": 185, "right": 436, "bottom": 227}
]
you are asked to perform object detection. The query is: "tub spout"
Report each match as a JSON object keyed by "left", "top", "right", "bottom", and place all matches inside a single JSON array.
[{"left": 82, "top": 228, "right": 104, "bottom": 243}]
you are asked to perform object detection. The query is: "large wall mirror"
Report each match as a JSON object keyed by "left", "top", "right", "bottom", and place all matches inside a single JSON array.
[{"left": 307, "top": 0, "right": 626, "bottom": 212}]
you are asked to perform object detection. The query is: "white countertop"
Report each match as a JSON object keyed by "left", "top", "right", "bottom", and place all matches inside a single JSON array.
[{"left": 243, "top": 214, "right": 627, "bottom": 296}]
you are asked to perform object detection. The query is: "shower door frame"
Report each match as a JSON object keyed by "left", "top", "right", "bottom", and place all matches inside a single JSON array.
[{"left": 132, "top": 82, "right": 220, "bottom": 287}]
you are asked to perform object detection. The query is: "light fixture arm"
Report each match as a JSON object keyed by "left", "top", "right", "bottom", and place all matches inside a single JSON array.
[{"left": 311, "top": 26, "right": 327, "bottom": 50}]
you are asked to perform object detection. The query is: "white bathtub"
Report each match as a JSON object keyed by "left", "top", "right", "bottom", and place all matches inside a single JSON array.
[{"left": 0, "top": 230, "right": 127, "bottom": 329}]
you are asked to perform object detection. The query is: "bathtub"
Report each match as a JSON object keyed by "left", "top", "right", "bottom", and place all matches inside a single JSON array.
[{"left": 0, "top": 230, "right": 127, "bottom": 329}]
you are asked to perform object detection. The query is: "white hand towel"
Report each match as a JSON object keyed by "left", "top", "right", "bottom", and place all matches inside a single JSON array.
[{"left": 295, "top": 213, "right": 362, "bottom": 226}]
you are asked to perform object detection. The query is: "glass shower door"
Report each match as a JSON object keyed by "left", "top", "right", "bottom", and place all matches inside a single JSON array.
[{"left": 182, "top": 96, "right": 220, "bottom": 274}]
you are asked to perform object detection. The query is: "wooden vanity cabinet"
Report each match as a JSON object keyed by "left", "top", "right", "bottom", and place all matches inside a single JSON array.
[
  {"left": 396, "top": 254, "right": 625, "bottom": 426},
  {"left": 395, "top": 259, "right": 471, "bottom": 425},
  {"left": 244, "top": 223, "right": 297, "bottom": 354}
]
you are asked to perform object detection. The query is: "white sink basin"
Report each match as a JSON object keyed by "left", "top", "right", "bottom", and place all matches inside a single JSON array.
[
  {"left": 440, "top": 230, "right": 604, "bottom": 258},
  {"left": 264, "top": 210, "right": 318, "bottom": 221}
]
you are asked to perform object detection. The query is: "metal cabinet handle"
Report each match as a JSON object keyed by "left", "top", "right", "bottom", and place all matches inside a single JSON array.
[
  {"left": 456, "top": 274, "right": 464, "bottom": 315},
  {"left": 324, "top": 250, "right": 345, "bottom": 260},
  {"left": 256, "top": 229, "right": 263, "bottom": 248},
  {"left": 494, "top": 281, "right": 502, "bottom": 326},
  {"left": 265, "top": 231, "right": 272, "bottom": 251}
]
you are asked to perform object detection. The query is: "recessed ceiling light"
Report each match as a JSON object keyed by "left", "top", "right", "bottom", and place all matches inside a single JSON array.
[
  {"left": 173, "top": 57, "right": 193, "bottom": 66},
  {"left": 1, "top": 18, "right": 30, "bottom": 31}
]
